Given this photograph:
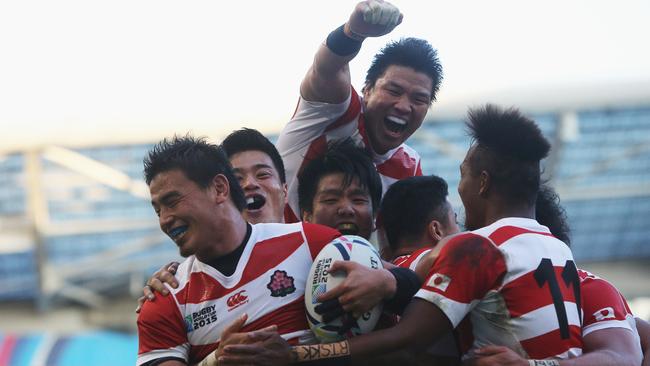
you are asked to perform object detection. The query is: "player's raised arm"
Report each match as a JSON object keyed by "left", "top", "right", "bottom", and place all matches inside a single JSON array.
[{"left": 300, "top": 0, "right": 402, "bottom": 103}]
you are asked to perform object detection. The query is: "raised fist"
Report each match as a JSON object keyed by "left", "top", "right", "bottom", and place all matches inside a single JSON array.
[{"left": 347, "top": 0, "right": 403, "bottom": 39}]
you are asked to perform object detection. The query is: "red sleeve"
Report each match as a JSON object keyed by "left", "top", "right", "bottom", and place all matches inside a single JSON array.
[
  {"left": 301, "top": 222, "right": 342, "bottom": 259},
  {"left": 422, "top": 233, "right": 506, "bottom": 304},
  {"left": 581, "top": 275, "right": 632, "bottom": 332},
  {"left": 137, "top": 293, "right": 188, "bottom": 356}
]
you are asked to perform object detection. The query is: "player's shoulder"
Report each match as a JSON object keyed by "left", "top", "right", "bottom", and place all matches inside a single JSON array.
[
  {"left": 579, "top": 269, "right": 619, "bottom": 296},
  {"left": 392, "top": 254, "right": 412, "bottom": 267},
  {"left": 250, "top": 222, "right": 340, "bottom": 247},
  {"left": 137, "top": 289, "right": 180, "bottom": 326},
  {"left": 444, "top": 231, "right": 493, "bottom": 248},
  {"left": 251, "top": 222, "right": 304, "bottom": 237},
  {"left": 398, "top": 141, "right": 421, "bottom": 160},
  {"left": 298, "top": 222, "right": 342, "bottom": 258},
  {"left": 396, "top": 247, "right": 432, "bottom": 268},
  {"left": 435, "top": 231, "right": 502, "bottom": 266},
  {"left": 300, "top": 222, "right": 341, "bottom": 239},
  {"left": 578, "top": 268, "right": 599, "bottom": 282},
  {"left": 165, "top": 256, "right": 199, "bottom": 293}
]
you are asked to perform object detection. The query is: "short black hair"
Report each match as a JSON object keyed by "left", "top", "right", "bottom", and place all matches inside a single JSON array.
[
  {"left": 143, "top": 135, "right": 246, "bottom": 211},
  {"left": 365, "top": 37, "right": 443, "bottom": 103},
  {"left": 380, "top": 175, "right": 451, "bottom": 252},
  {"left": 221, "top": 128, "right": 286, "bottom": 184},
  {"left": 298, "top": 138, "right": 382, "bottom": 215},
  {"left": 466, "top": 104, "right": 551, "bottom": 205},
  {"left": 536, "top": 184, "right": 571, "bottom": 246}
]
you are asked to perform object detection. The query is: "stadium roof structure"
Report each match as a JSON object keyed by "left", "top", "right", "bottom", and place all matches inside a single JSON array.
[{"left": 432, "top": 80, "right": 650, "bottom": 118}]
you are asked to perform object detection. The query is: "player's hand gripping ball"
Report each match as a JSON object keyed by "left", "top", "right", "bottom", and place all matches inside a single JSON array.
[{"left": 305, "top": 235, "right": 383, "bottom": 342}]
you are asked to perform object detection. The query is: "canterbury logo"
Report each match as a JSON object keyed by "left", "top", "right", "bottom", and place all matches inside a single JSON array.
[{"left": 227, "top": 290, "right": 249, "bottom": 311}]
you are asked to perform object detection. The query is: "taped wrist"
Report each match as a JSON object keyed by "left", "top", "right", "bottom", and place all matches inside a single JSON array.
[
  {"left": 384, "top": 267, "right": 421, "bottom": 315},
  {"left": 290, "top": 341, "right": 351, "bottom": 365},
  {"left": 326, "top": 24, "right": 362, "bottom": 56},
  {"left": 528, "top": 360, "right": 560, "bottom": 366}
]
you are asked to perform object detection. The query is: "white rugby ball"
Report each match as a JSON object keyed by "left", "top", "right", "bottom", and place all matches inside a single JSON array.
[{"left": 305, "top": 235, "right": 384, "bottom": 342}]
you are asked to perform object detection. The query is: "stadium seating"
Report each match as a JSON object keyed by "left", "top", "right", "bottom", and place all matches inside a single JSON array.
[{"left": 0, "top": 105, "right": 649, "bottom": 302}]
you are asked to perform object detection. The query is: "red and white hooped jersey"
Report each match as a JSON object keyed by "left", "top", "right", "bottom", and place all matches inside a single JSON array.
[
  {"left": 277, "top": 87, "right": 422, "bottom": 223},
  {"left": 137, "top": 222, "right": 340, "bottom": 366},
  {"left": 415, "top": 217, "right": 583, "bottom": 360}
]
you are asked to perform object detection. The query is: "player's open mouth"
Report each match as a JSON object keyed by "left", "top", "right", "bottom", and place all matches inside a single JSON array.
[
  {"left": 384, "top": 116, "right": 407, "bottom": 134},
  {"left": 169, "top": 225, "right": 188, "bottom": 241},
  {"left": 337, "top": 223, "right": 359, "bottom": 235},
  {"left": 246, "top": 195, "right": 266, "bottom": 211}
]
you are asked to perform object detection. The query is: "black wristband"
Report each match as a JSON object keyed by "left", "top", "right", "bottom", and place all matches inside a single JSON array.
[
  {"left": 326, "top": 24, "right": 362, "bottom": 56},
  {"left": 384, "top": 267, "right": 422, "bottom": 315}
]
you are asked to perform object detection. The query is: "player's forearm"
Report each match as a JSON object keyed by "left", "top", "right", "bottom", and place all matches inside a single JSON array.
[
  {"left": 348, "top": 303, "right": 435, "bottom": 361},
  {"left": 290, "top": 312, "right": 419, "bottom": 364},
  {"left": 349, "top": 326, "right": 412, "bottom": 363},
  {"left": 300, "top": 37, "right": 357, "bottom": 103},
  {"left": 290, "top": 341, "right": 351, "bottom": 365},
  {"left": 315, "top": 22, "right": 365, "bottom": 77},
  {"left": 301, "top": 19, "right": 369, "bottom": 104},
  {"left": 557, "top": 350, "right": 638, "bottom": 366}
]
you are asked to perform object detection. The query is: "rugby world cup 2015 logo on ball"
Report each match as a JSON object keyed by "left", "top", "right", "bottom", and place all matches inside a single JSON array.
[{"left": 304, "top": 235, "right": 383, "bottom": 342}]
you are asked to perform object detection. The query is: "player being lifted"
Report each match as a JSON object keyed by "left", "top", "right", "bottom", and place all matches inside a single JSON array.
[{"left": 277, "top": 0, "right": 443, "bottom": 223}]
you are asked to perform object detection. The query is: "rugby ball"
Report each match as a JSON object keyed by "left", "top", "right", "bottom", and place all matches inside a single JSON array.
[{"left": 305, "top": 235, "right": 384, "bottom": 342}]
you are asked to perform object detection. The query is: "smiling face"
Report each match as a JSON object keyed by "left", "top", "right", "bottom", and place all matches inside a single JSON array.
[
  {"left": 363, "top": 65, "right": 433, "bottom": 155},
  {"left": 230, "top": 150, "right": 287, "bottom": 224},
  {"left": 149, "top": 169, "right": 222, "bottom": 258},
  {"left": 302, "top": 173, "right": 374, "bottom": 240}
]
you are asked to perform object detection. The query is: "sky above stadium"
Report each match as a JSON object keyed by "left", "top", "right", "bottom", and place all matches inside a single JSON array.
[{"left": 1, "top": 0, "right": 649, "bottom": 152}]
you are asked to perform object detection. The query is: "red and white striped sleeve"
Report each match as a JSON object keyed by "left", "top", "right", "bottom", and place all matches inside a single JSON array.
[{"left": 414, "top": 232, "right": 506, "bottom": 327}]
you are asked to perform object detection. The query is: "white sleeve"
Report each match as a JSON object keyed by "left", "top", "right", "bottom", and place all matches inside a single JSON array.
[{"left": 276, "top": 92, "right": 354, "bottom": 219}]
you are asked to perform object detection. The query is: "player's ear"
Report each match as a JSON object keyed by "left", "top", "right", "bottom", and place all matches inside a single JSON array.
[
  {"left": 281, "top": 183, "right": 288, "bottom": 205},
  {"left": 427, "top": 220, "right": 445, "bottom": 242},
  {"left": 211, "top": 174, "right": 230, "bottom": 204},
  {"left": 479, "top": 170, "right": 490, "bottom": 197},
  {"left": 362, "top": 83, "right": 374, "bottom": 100},
  {"left": 302, "top": 210, "right": 313, "bottom": 223}
]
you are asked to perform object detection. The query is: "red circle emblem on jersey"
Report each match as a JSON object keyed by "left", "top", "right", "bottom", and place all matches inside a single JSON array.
[
  {"left": 600, "top": 310, "right": 609, "bottom": 316},
  {"left": 433, "top": 277, "right": 443, "bottom": 285}
]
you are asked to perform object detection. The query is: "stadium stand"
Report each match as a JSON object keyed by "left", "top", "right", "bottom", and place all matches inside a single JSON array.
[
  {"left": 2, "top": 105, "right": 649, "bottom": 305},
  {"left": 0, "top": 143, "right": 182, "bottom": 306},
  {"left": 0, "top": 104, "right": 648, "bottom": 365}
]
